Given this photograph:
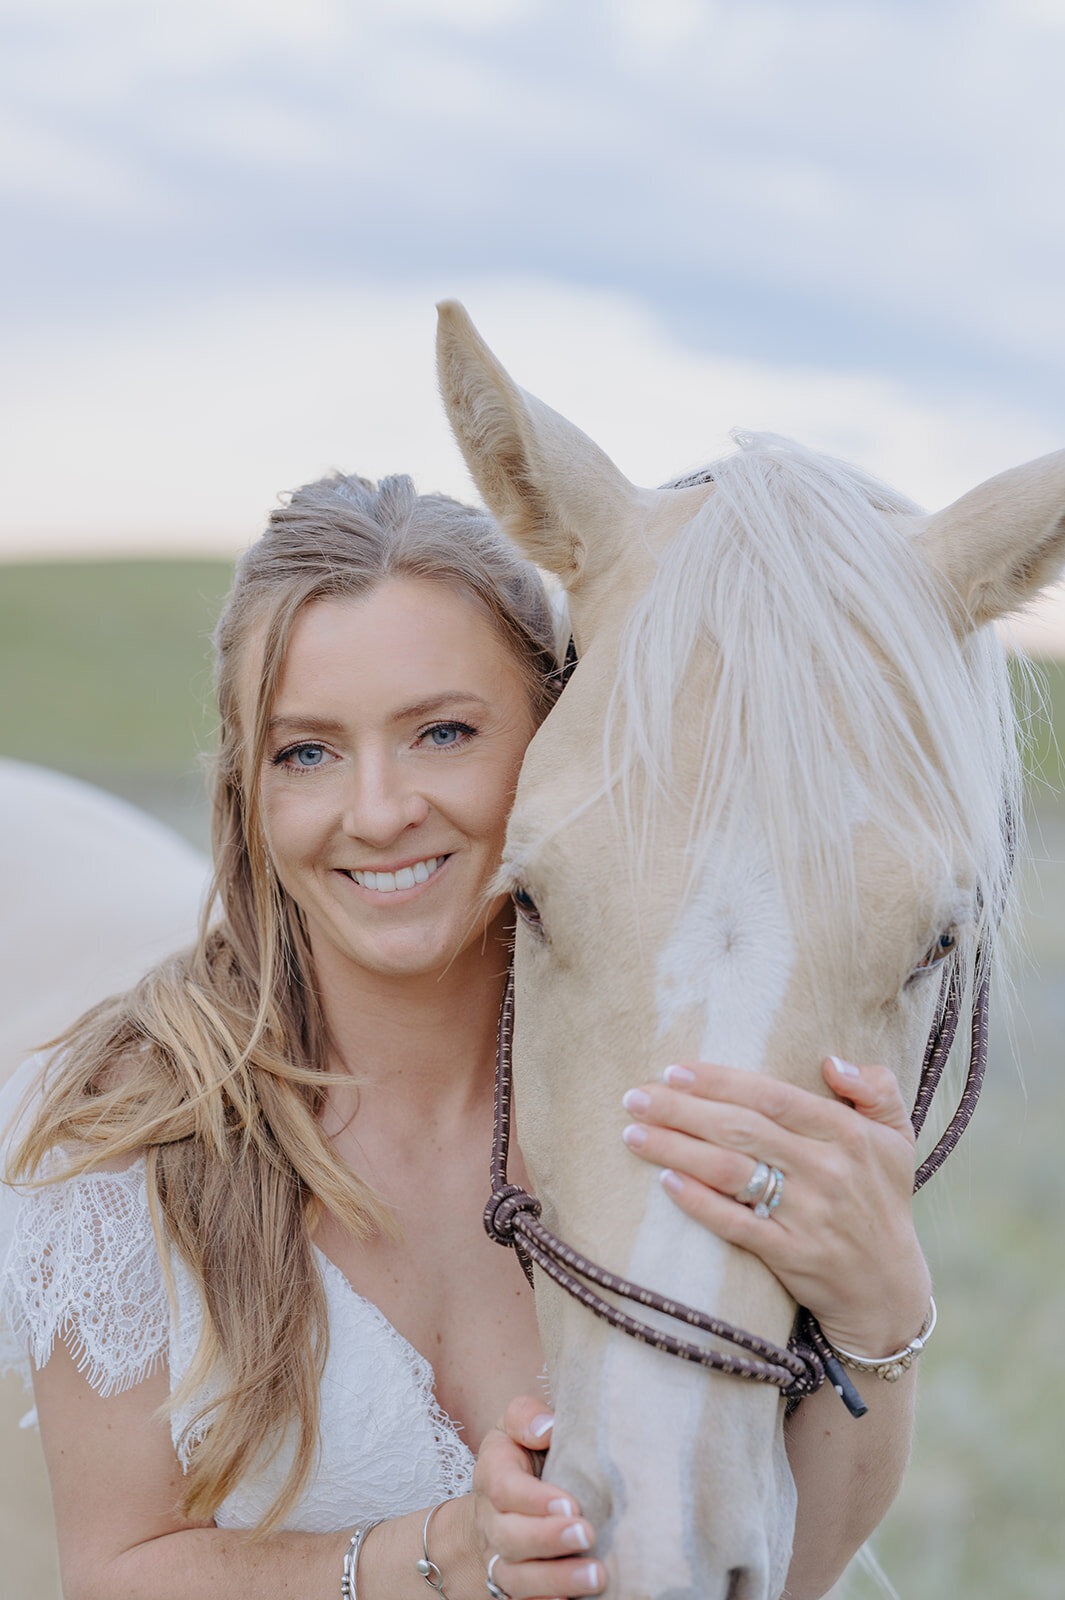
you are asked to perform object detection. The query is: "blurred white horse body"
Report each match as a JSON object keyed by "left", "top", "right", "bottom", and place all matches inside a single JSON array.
[
  {"left": 436, "top": 303, "right": 1065, "bottom": 1599},
  {"left": 0, "top": 759, "right": 208, "bottom": 1593},
  {"left": 0, "top": 759, "right": 209, "bottom": 1084}
]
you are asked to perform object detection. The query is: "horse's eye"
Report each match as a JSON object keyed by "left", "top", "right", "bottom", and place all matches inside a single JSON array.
[
  {"left": 914, "top": 928, "right": 957, "bottom": 974},
  {"left": 511, "top": 885, "right": 543, "bottom": 932}
]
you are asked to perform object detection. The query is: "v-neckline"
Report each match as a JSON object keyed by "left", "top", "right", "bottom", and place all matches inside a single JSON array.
[{"left": 311, "top": 1243, "right": 475, "bottom": 1464}]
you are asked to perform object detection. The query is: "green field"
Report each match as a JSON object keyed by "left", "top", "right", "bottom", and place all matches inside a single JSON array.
[
  {"left": 2, "top": 558, "right": 1063, "bottom": 1598},
  {"left": 0, "top": 558, "right": 233, "bottom": 847}
]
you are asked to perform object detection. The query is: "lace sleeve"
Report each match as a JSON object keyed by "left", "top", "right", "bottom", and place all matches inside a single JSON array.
[{"left": 1, "top": 1066, "right": 170, "bottom": 1398}]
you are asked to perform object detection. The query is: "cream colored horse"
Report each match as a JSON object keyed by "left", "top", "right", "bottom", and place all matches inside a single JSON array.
[
  {"left": 0, "top": 760, "right": 209, "bottom": 1599},
  {"left": 437, "top": 302, "right": 1065, "bottom": 1600}
]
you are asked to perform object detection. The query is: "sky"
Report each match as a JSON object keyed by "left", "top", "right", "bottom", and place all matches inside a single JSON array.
[{"left": 3, "top": 0, "right": 1065, "bottom": 649}]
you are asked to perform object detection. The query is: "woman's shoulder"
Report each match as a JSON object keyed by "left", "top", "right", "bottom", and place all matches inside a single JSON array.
[{"left": 1, "top": 1054, "right": 169, "bottom": 1399}]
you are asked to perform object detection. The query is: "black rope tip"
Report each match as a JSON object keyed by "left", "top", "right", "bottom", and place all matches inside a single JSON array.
[{"left": 823, "top": 1356, "right": 868, "bottom": 1418}]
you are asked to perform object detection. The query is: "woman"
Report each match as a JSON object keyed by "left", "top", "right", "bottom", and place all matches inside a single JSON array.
[{"left": 0, "top": 471, "right": 930, "bottom": 1600}]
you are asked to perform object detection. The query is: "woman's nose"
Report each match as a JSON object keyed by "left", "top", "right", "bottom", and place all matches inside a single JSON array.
[{"left": 340, "top": 755, "right": 429, "bottom": 845}]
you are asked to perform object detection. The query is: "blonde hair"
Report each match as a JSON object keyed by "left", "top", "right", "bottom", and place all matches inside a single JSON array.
[{"left": 8, "top": 472, "right": 560, "bottom": 1530}]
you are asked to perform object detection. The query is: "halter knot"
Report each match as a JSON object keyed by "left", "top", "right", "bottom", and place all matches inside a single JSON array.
[
  {"left": 484, "top": 1183, "right": 542, "bottom": 1245},
  {"left": 780, "top": 1338, "right": 825, "bottom": 1403}
]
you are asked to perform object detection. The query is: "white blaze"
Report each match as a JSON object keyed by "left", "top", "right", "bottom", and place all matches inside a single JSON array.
[{"left": 599, "top": 838, "right": 795, "bottom": 1581}]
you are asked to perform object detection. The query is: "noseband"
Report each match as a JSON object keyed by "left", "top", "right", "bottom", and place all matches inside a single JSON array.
[{"left": 483, "top": 637, "right": 995, "bottom": 1418}]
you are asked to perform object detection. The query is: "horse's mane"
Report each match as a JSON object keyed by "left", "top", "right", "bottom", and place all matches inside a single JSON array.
[{"left": 607, "top": 433, "right": 1020, "bottom": 962}]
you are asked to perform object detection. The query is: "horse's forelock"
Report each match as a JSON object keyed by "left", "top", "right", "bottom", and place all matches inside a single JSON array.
[{"left": 604, "top": 433, "right": 1020, "bottom": 961}]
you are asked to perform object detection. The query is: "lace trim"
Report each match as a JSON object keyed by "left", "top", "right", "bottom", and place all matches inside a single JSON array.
[
  {"left": 424, "top": 1378, "right": 475, "bottom": 1499},
  {"left": 0, "top": 1160, "right": 169, "bottom": 1397},
  {"left": 313, "top": 1248, "right": 474, "bottom": 1498}
]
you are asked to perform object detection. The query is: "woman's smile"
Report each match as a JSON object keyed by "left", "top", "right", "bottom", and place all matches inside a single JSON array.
[{"left": 338, "top": 851, "right": 451, "bottom": 896}]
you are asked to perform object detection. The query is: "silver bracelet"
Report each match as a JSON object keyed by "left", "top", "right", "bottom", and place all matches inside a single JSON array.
[
  {"left": 341, "top": 1519, "right": 384, "bottom": 1600},
  {"left": 824, "top": 1297, "right": 937, "bottom": 1383},
  {"left": 415, "top": 1500, "right": 452, "bottom": 1598}
]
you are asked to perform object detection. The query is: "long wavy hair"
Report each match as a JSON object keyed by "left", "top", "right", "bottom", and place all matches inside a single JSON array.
[{"left": 8, "top": 472, "right": 561, "bottom": 1529}]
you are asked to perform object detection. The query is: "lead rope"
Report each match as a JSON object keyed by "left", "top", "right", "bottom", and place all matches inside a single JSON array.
[{"left": 485, "top": 962, "right": 991, "bottom": 1418}]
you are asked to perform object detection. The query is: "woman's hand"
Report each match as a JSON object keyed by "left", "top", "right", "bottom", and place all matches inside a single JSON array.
[
  {"left": 620, "top": 1057, "right": 931, "bottom": 1356},
  {"left": 470, "top": 1397, "right": 604, "bottom": 1599}
]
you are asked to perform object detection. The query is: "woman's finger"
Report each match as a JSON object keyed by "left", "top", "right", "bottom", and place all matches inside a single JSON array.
[
  {"left": 623, "top": 1069, "right": 846, "bottom": 1146},
  {"left": 482, "top": 1550, "right": 605, "bottom": 1599},
  {"left": 476, "top": 1426, "right": 583, "bottom": 1519},
  {"left": 622, "top": 1122, "right": 777, "bottom": 1200},
  {"left": 501, "top": 1396, "right": 558, "bottom": 1451},
  {"left": 622, "top": 1082, "right": 811, "bottom": 1164},
  {"left": 655, "top": 1166, "right": 795, "bottom": 1264},
  {"left": 822, "top": 1057, "right": 915, "bottom": 1140},
  {"left": 490, "top": 1509, "right": 597, "bottom": 1564}
]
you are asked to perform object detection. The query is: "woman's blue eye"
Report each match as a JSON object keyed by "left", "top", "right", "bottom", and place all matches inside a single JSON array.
[
  {"left": 274, "top": 743, "right": 329, "bottom": 771},
  {"left": 424, "top": 722, "right": 474, "bottom": 748}
]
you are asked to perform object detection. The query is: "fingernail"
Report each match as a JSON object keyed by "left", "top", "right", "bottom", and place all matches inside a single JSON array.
[
  {"left": 531, "top": 1411, "right": 555, "bottom": 1438},
  {"left": 663, "top": 1064, "right": 695, "bottom": 1087},
  {"left": 562, "top": 1522, "right": 591, "bottom": 1551},
  {"left": 830, "top": 1056, "right": 861, "bottom": 1078},
  {"left": 548, "top": 1497, "right": 574, "bottom": 1517},
  {"left": 660, "top": 1169, "right": 684, "bottom": 1194},
  {"left": 575, "top": 1562, "right": 603, "bottom": 1592},
  {"left": 622, "top": 1088, "right": 651, "bottom": 1113},
  {"left": 622, "top": 1122, "right": 647, "bottom": 1149}
]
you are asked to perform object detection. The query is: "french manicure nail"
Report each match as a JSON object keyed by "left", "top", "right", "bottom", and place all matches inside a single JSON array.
[
  {"left": 622, "top": 1088, "right": 651, "bottom": 1113},
  {"left": 531, "top": 1411, "right": 555, "bottom": 1438},
  {"left": 548, "top": 1497, "right": 574, "bottom": 1517},
  {"left": 562, "top": 1522, "right": 591, "bottom": 1551},
  {"left": 830, "top": 1056, "right": 861, "bottom": 1078},
  {"left": 660, "top": 1169, "right": 684, "bottom": 1194},
  {"left": 575, "top": 1562, "right": 603, "bottom": 1592},
  {"left": 622, "top": 1123, "right": 647, "bottom": 1148},
  {"left": 664, "top": 1064, "right": 695, "bottom": 1086}
]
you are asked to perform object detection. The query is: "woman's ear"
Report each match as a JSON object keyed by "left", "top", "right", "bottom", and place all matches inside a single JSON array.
[
  {"left": 912, "top": 449, "right": 1065, "bottom": 633},
  {"left": 436, "top": 300, "right": 643, "bottom": 594}
]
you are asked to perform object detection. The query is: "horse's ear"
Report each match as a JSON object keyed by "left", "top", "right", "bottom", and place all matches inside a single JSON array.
[
  {"left": 436, "top": 301, "right": 639, "bottom": 588},
  {"left": 915, "top": 448, "right": 1065, "bottom": 632}
]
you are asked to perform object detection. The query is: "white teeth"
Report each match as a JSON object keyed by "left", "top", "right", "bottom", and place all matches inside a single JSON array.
[{"left": 350, "top": 856, "right": 441, "bottom": 892}]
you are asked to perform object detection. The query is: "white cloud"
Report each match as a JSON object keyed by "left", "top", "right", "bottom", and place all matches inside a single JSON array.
[
  {"left": 2, "top": 274, "right": 1060, "bottom": 648},
  {"left": 0, "top": 0, "right": 343, "bottom": 50},
  {"left": 3, "top": 0, "right": 1064, "bottom": 391},
  {"left": 381, "top": 0, "right": 529, "bottom": 25},
  {"left": 0, "top": 107, "right": 157, "bottom": 210},
  {"left": 0, "top": 276, "right": 1046, "bottom": 505}
]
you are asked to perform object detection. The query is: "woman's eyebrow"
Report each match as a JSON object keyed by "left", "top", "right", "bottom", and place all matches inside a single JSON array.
[
  {"left": 267, "top": 714, "right": 348, "bottom": 737},
  {"left": 388, "top": 692, "right": 490, "bottom": 723}
]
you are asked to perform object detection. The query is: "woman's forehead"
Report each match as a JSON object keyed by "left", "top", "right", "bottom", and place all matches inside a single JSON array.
[{"left": 239, "top": 577, "right": 522, "bottom": 729}]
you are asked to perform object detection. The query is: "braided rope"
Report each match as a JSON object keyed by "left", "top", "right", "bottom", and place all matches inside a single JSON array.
[{"left": 485, "top": 957, "right": 990, "bottom": 1418}]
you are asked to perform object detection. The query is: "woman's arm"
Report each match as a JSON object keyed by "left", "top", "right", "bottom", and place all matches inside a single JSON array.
[
  {"left": 620, "top": 1055, "right": 930, "bottom": 1599},
  {"left": 781, "top": 1353, "right": 917, "bottom": 1599},
  {"left": 33, "top": 1337, "right": 604, "bottom": 1600}
]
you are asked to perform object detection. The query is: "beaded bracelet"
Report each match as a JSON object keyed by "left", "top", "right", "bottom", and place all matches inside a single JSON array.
[
  {"left": 824, "top": 1297, "right": 937, "bottom": 1383},
  {"left": 341, "top": 1518, "right": 384, "bottom": 1600}
]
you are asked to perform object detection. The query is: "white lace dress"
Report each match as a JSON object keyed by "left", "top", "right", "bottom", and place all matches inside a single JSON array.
[{"left": 0, "top": 1055, "right": 475, "bottom": 1530}]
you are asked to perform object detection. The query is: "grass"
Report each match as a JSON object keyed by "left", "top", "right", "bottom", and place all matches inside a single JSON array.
[
  {"left": 2, "top": 558, "right": 1063, "bottom": 1599},
  {"left": 0, "top": 558, "right": 233, "bottom": 846}
]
